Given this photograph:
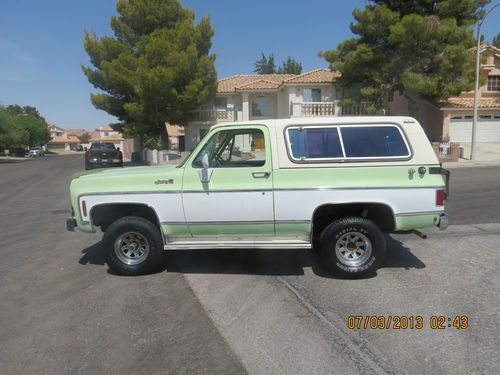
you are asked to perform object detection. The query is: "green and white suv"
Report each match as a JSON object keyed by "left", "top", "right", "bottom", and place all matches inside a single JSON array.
[{"left": 67, "top": 116, "right": 449, "bottom": 277}]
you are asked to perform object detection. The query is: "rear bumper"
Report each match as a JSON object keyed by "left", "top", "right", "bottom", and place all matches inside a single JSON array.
[
  {"left": 438, "top": 213, "right": 449, "bottom": 231},
  {"left": 66, "top": 217, "right": 77, "bottom": 231}
]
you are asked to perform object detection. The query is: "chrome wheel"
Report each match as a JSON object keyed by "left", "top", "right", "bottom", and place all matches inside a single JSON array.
[
  {"left": 114, "top": 231, "right": 150, "bottom": 266},
  {"left": 335, "top": 231, "right": 372, "bottom": 267}
]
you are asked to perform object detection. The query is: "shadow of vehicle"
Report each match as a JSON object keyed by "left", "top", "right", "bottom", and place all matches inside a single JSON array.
[{"left": 79, "top": 234, "right": 425, "bottom": 278}]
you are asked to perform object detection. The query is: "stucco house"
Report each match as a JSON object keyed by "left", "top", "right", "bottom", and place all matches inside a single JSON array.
[
  {"left": 185, "top": 68, "right": 343, "bottom": 150},
  {"left": 46, "top": 124, "right": 80, "bottom": 152},
  {"left": 388, "top": 44, "right": 500, "bottom": 143}
]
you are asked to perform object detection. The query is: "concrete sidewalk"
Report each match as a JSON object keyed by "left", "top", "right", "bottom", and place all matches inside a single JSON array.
[{"left": 443, "top": 142, "right": 500, "bottom": 168}]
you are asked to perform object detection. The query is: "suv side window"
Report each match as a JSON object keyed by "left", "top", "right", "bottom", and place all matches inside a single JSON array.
[{"left": 192, "top": 129, "right": 266, "bottom": 168}]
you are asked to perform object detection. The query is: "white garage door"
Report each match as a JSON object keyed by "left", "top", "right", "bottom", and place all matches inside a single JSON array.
[
  {"left": 449, "top": 115, "right": 500, "bottom": 142},
  {"left": 47, "top": 143, "right": 66, "bottom": 152}
]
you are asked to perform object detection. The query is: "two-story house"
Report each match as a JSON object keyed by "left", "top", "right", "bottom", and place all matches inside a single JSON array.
[
  {"left": 185, "top": 68, "right": 342, "bottom": 150},
  {"left": 388, "top": 44, "right": 500, "bottom": 144},
  {"left": 47, "top": 124, "right": 80, "bottom": 152}
]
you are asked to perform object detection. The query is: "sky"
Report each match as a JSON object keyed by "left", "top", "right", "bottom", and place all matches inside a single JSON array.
[{"left": 0, "top": 0, "right": 498, "bottom": 131}]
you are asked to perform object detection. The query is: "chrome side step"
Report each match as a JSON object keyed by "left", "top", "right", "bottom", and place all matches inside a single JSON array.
[{"left": 164, "top": 239, "right": 311, "bottom": 250}]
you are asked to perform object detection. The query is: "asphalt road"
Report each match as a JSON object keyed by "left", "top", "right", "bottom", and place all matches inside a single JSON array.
[
  {"left": 444, "top": 165, "right": 500, "bottom": 224},
  {"left": 1, "top": 155, "right": 499, "bottom": 374},
  {"left": 0, "top": 155, "right": 245, "bottom": 375}
]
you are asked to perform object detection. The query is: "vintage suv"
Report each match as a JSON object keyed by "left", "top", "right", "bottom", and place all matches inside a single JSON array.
[{"left": 67, "top": 116, "right": 449, "bottom": 277}]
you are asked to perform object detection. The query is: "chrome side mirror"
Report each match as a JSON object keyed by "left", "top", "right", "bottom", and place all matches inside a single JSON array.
[{"left": 198, "top": 153, "right": 213, "bottom": 183}]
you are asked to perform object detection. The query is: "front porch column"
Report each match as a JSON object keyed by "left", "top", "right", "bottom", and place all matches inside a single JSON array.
[
  {"left": 442, "top": 110, "right": 451, "bottom": 141},
  {"left": 242, "top": 93, "right": 250, "bottom": 121}
]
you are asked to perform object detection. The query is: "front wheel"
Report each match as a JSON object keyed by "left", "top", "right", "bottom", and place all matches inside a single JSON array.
[
  {"left": 103, "top": 216, "right": 164, "bottom": 276},
  {"left": 319, "top": 217, "right": 386, "bottom": 278}
]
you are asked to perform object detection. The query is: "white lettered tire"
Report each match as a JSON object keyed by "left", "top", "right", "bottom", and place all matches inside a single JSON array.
[{"left": 319, "top": 217, "right": 386, "bottom": 278}]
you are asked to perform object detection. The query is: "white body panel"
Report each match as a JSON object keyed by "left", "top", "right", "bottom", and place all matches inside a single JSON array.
[
  {"left": 182, "top": 191, "right": 273, "bottom": 222},
  {"left": 79, "top": 193, "right": 184, "bottom": 223},
  {"left": 274, "top": 188, "right": 442, "bottom": 222}
]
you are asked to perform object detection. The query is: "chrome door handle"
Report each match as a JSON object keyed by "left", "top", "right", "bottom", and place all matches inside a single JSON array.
[{"left": 252, "top": 172, "right": 270, "bottom": 178}]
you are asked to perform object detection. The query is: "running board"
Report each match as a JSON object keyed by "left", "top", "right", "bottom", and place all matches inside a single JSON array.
[{"left": 164, "top": 240, "right": 312, "bottom": 250}]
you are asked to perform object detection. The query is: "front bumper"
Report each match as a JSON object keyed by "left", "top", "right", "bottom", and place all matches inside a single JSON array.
[
  {"left": 438, "top": 213, "right": 449, "bottom": 231},
  {"left": 66, "top": 217, "right": 77, "bottom": 231}
]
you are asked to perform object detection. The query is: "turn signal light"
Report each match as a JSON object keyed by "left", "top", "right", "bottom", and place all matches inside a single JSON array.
[
  {"left": 436, "top": 189, "right": 445, "bottom": 206},
  {"left": 82, "top": 200, "right": 87, "bottom": 217}
]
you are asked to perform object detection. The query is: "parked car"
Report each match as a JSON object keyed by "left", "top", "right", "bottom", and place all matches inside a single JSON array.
[
  {"left": 75, "top": 145, "right": 84, "bottom": 151},
  {"left": 67, "top": 117, "right": 449, "bottom": 277},
  {"left": 29, "top": 147, "right": 44, "bottom": 157},
  {"left": 85, "top": 142, "right": 123, "bottom": 170}
]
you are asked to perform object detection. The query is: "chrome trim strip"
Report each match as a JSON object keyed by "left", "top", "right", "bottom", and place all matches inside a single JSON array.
[
  {"left": 163, "top": 220, "right": 274, "bottom": 225},
  {"left": 274, "top": 186, "right": 443, "bottom": 192},
  {"left": 396, "top": 210, "right": 444, "bottom": 217},
  {"left": 79, "top": 186, "right": 443, "bottom": 200},
  {"left": 160, "top": 220, "right": 311, "bottom": 225},
  {"left": 164, "top": 240, "right": 312, "bottom": 250}
]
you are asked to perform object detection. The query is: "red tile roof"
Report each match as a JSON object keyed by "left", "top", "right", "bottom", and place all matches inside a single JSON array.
[
  {"left": 218, "top": 69, "right": 338, "bottom": 93},
  {"left": 445, "top": 97, "right": 500, "bottom": 109}
]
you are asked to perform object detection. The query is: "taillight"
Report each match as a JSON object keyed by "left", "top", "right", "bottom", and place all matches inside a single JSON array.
[
  {"left": 116, "top": 150, "right": 123, "bottom": 159},
  {"left": 86, "top": 150, "right": 93, "bottom": 158},
  {"left": 82, "top": 200, "right": 87, "bottom": 217},
  {"left": 436, "top": 189, "right": 445, "bottom": 206}
]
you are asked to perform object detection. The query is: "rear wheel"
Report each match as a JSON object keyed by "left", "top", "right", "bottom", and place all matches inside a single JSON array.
[
  {"left": 103, "top": 216, "right": 164, "bottom": 276},
  {"left": 319, "top": 217, "right": 386, "bottom": 278}
]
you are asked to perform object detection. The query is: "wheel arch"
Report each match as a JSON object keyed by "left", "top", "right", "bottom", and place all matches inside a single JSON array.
[
  {"left": 89, "top": 202, "right": 165, "bottom": 244},
  {"left": 310, "top": 202, "right": 396, "bottom": 246}
]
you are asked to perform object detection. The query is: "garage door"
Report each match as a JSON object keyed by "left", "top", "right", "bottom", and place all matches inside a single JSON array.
[
  {"left": 449, "top": 116, "right": 500, "bottom": 142},
  {"left": 47, "top": 143, "right": 66, "bottom": 151}
]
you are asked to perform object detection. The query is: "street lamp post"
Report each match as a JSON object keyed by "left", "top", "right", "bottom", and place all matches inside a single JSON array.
[{"left": 470, "top": 2, "right": 500, "bottom": 160}]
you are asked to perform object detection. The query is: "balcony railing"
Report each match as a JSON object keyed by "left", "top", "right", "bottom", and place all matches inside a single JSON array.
[
  {"left": 291, "top": 102, "right": 336, "bottom": 117},
  {"left": 193, "top": 109, "right": 236, "bottom": 122}
]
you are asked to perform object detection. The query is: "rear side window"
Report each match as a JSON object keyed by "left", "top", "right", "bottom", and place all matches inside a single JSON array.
[
  {"left": 288, "top": 128, "right": 343, "bottom": 159},
  {"left": 341, "top": 126, "right": 410, "bottom": 158},
  {"left": 286, "top": 124, "right": 410, "bottom": 162}
]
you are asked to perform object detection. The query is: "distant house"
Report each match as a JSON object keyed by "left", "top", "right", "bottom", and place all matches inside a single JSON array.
[
  {"left": 185, "top": 68, "right": 344, "bottom": 150},
  {"left": 388, "top": 44, "right": 500, "bottom": 143},
  {"left": 46, "top": 124, "right": 80, "bottom": 152}
]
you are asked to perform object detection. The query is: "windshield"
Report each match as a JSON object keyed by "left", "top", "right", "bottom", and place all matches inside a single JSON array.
[{"left": 90, "top": 143, "right": 116, "bottom": 150}]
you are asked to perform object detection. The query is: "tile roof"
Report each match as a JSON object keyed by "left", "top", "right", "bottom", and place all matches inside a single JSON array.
[
  {"left": 237, "top": 79, "right": 282, "bottom": 90},
  {"left": 217, "top": 69, "right": 338, "bottom": 93},
  {"left": 445, "top": 97, "right": 500, "bottom": 109},
  {"left": 283, "top": 68, "right": 340, "bottom": 84},
  {"left": 67, "top": 128, "right": 87, "bottom": 137},
  {"left": 47, "top": 124, "right": 66, "bottom": 131},
  {"left": 48, "top": 135, "right": 80, "bottom": 144}
]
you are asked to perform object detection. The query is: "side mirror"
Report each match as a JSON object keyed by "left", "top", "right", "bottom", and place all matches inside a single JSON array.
[
  {"left": 198, "top": 153, "right": 212, "bottom": 183},
  {"left": 201, "top": 153, "right": 210, "bottom": 169}
]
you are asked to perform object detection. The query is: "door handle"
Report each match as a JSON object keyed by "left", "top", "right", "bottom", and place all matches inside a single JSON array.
[{"left": 252, "top": 172, "right": 270, "bottom": 178}]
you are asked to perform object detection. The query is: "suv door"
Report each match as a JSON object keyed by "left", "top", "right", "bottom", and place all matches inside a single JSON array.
[{"left": 182, "top": 125, "right": 274, "bottom": 237}]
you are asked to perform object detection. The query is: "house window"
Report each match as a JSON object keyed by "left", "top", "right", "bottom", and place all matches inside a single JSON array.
[
  {"left": 303, "top": 88, "right": 322, "bottom": 102},
  {"left": 214, "top": 97, "right": 227, "bottom": 110},
  {"left": 487, "top": 76, "right": 500, "bottom": 91},
  {"left": 104, "top": 132, "right": 109, "bottom": 137},
  {"left": 252, "top": 96, "right": 272, "bottom": 117}
]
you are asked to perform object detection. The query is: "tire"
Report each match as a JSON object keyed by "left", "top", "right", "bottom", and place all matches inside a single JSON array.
[
  {"left": 319, "top": 217, "right": 386, "bottom": 278},
  {"left": 102, "top": 216, "right": 164, "bottom": 276}
]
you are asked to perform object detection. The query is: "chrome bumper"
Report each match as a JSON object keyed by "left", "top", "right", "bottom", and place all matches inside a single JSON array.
[{"left": 438, "top": 213, "right": 449, "bottom": 231}]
